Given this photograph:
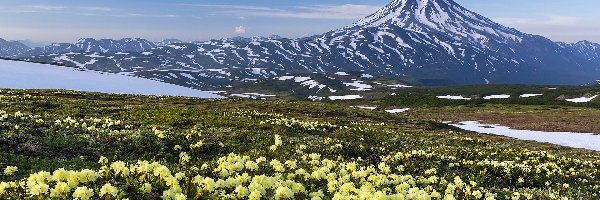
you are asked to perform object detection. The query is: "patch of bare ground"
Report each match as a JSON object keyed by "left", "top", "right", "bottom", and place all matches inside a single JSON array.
[{"left": 411, "top": 105, "right": 600, "bottom": 134}]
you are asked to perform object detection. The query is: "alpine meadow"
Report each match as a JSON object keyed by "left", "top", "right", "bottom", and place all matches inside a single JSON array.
[{"left": 1, "top": 0, "right": 600, "bottom": 199}]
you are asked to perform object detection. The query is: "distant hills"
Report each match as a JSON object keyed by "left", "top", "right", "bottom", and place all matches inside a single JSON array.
[
  {"left": 19, "top": 38, "right": 157, "bottom": 57},
  {"left": 1, "top": 0, "right": 600, "bottom": 90},
  {"left": 0, "top": 38, "right": 30, "bottom": 57}
]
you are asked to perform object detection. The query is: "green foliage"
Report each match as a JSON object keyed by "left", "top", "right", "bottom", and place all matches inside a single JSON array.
[
  {"left": 0, "top": 89, "right": 598, "bottom": 199},
  {"left": 375, "top": 85, "right": 600, "bottom": 108}
]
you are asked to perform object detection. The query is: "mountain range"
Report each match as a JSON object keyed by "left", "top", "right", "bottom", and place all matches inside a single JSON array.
[
  {"left": 2, "top": 0, "right": 600, "bottom": 90},
  {"left": 0, "top": 38, "right": 30, "bottom": 58}
]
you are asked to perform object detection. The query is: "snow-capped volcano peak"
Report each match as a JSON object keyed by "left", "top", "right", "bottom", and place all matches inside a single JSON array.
[{"left": 352, "top": 0, "right": 523, "bottom": 43}]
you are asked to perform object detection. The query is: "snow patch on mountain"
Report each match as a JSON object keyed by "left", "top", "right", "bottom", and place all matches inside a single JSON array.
[
  {"left": 344, "top": 81, "right": 373, "bottom": 91},
  {"left": 277, "top": 76, "right": 332, "bottom": 92},
  {"left": 0, "top": 60, "right": 221, "bottom": 98}
]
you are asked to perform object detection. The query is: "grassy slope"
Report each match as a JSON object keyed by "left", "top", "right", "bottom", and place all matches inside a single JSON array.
[{"left": 0, "top": 89, "right": 599, "bottom": 199}]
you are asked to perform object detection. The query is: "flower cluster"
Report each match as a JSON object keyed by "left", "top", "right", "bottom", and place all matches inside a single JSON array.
[
  {"left": 260, "top": 118, "right": 339, "bottom": 132},
  {"left": 3, "top": 166, "right": 17, "bottom": 176},
  {"left": 269, "top": 135, "right": 283, "bottom": 151},
  {"left": 1, "top": 90, "right": 600, "bottom": 200},
  {"left": 2, "top": 141, "right": 597, "bottom": 200}
]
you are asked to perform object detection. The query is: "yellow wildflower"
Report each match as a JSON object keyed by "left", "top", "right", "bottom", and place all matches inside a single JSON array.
[
  {"left": 3, "top": 166, "right": 17, "bottom": 176},
  {"left": 275, "top": 186, "right": 294, "bottom": 199},
  {"left": 29, "top": 183, "right": 49, "bottom": 196},
  {"left": 100, "top": 183, "right": 118, "bottom": 197},
  {"left": 50, "top": 182, "right": 70, "bottom": 198},
  {"left": 98, "top": 156, "right": 108, "bottom": 165},
  {"left": 235, "top": 185, "right": 249, "bottom": 198},
  {"left": 249, "top": 190, "right": 262, "bottom": 200},
  {"left": 73, "top": 186, "right": 94, "bottom": 200}
]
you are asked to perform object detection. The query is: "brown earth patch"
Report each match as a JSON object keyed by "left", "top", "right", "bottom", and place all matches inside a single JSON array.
[{"left": 410, "top": 105, "right": 600, "bottom": 134}]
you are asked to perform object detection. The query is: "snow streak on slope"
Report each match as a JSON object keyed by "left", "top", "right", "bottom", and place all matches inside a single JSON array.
[{"left": 0, "top": 60, "right": 222, "bottom": 98}]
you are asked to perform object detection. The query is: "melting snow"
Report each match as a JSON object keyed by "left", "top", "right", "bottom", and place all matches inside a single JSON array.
[
  {"left": 208, "top": 91, "right": 227, "bottom": 94},
  {"left": 278, "top": 76, "right": 295, "bottom": 81},
  {"left": 244, "top": 93, "right": 276, "bottom": 97},
  {"left": 166, "top": 44, "right": 184, "bottom": 50},
  {"left": 520, "top": 94, "right": 543, "bottom": 98},
  {"left": 566, "top": 95, "right": 598, "bottom": 103},
  {"left": 180, "top": 73, "right": 195, "bottom": 80},
  {"left": 277, "top": 76, "right": 327, "bottom": 91},
  {"left": 344, "top": 81, "right": 373, "bottom": 91},
  {"left": 308, "top": 96, "right": 325, "bottom": 101},
  {"left": 437, "top": 95, "right": 471, "bottom": 100},
  {"left": 231, "top": 93, "right": 276, "bottom": 98},
  {"left": 293, "top": 77, "right": 311, "bottom": 82},
  {"left": 250, "top": 68, "right": 264, "bottom": 75},
  {"left": 483, "top": 95, "right": 510, "bottom": 99},
  {"left": 0, "top": 60, "right": 222, "bottom": 98},
  {"left": 354, "top": 106, "right": 377, "bottom": 110},
  {"left": 449, "top": 121, "right": 600, "bottom": 151},
  {"left": 230, "top": 94, "right": 252, "bottom": 98},
  {"left": 387, "top": 84, "right": 413, "bottom": 88},
  {"left": 385, "top": 108, "right": 410, "bottom": 114},
  {"left": 335, "top": 72, "right": 349, "bottom": 76},
  {"left": 328, "top": 95, "right": 363, "bottom": 100}
]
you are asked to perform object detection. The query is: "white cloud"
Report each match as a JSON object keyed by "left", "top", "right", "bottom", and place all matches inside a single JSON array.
[
  {"left": 188, "top": 4, "right": 380, "bottom": 20},
  {"left": 493, "top": 17, "right": 532, "bottom": 26},
  {"left": 494, "top": 15, "right": 583, "bottom": 26},
  {"left": 80, "top": 6, "right": 114, "bottom": 12},
  {"left": 177, "top": 4, "right": 280, "bottom": 11},
  {"left": 2, "top": 5, "right": 175, "bottom": 18},
  {"left": 127, "top": 13, "right": 177, "bottom": 18},
  {"left": 544, "top": 15, "right": 583, "bottom": 26},
  {"left": 7, "top": 5, "right": 66, "bottom": 13},
  {"left": 292, "top": 4, "right": 381, "bottom": 19},
  {"left": 74, "top": 12, "right": 177, "bottom": 18},
  {"left": 493, "top": 15, "right": 599, "bottom": 42},
  {"left": 27, "top": 5, "right": 66, "bottom": 11},
  {"left": 234, "top": 26, "right": 247, "bottom": 34}
]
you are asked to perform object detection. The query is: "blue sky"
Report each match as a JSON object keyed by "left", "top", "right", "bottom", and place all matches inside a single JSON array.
[{"left": 0, "top": 0, "right": 598, "bottom": 43}]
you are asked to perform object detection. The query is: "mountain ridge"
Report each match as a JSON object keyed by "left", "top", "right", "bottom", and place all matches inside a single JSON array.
[
  {"left": 19, "top": 38, "right": 157, "bottom": 57},
  {"left": 0, "top": 39, "right": 31, "bottom": 57}
]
